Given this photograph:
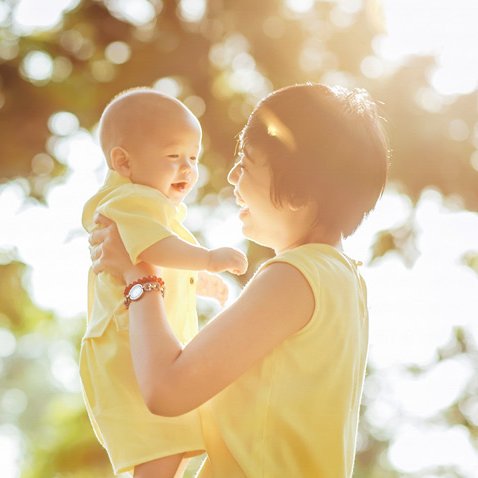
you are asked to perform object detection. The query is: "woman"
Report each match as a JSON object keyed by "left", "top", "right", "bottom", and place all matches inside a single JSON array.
[{"left": 90, "top": 83, "right": 389, "bottom": 477}]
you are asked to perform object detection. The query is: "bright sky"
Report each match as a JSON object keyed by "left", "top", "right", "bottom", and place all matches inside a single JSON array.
[
  {"left": 379, "top": 0, "right": 478, "bottom": 95},
  {"left": 1, "top": 0, "right": 478, "bottom": 476}
]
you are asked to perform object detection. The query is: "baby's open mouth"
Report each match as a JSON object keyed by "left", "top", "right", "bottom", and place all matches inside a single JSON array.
[{"left": 172, "top": 181, "right": 188, "bottom": 192}]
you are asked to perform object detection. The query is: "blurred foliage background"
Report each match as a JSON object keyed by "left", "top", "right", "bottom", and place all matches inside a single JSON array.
[{"left": 0, "top": 0, "right": 477, "bottom": 477}]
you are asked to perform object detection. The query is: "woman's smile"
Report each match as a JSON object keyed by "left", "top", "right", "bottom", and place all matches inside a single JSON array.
[
  {"left": 234, "top": 190, "right": 251, "bottom": 219},
  {"left": 238, "top": 207, "right": 250, "bottom": 219}
]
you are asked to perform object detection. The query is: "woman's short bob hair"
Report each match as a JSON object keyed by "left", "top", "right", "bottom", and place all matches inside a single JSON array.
[{"left": 238, "top": 83, "right": 390, "bottom": 238}]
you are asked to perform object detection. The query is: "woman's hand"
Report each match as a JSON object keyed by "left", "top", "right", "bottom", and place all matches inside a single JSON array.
[{"left": 89, "top": 214, "right": 151, "bottom": 281}]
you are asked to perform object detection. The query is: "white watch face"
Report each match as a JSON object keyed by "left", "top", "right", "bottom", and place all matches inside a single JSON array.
[{"left": 129, "top": 283, "right": 144, "bottom": 301}]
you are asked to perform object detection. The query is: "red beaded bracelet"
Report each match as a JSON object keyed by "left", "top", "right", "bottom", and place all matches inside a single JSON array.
[
  {"left": 123, "top": 275, "right": 165, "bottom": 308},
  {"left": 123, "top": 275, "right": 164, "bottom": 296}
]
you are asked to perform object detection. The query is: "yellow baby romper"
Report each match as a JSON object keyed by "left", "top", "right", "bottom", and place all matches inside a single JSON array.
[
  {"left": 80, "top": 171, "right": 204, "bottom": 475},
  {"left": 198, "top": 244, "right": 369, "bottom": 478}
]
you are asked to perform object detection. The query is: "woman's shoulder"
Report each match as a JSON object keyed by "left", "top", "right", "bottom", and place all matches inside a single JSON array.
[
  {"left": 256, "top": 243, "right": 331, "bottom": 284},
  {"left": 256, "top": 243, "right": 361, "bottom": 305},
  {"left": 264, "top": 243, "right": 359, "bottom": 275}
]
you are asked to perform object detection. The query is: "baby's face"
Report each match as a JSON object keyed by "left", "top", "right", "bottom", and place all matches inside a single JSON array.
[{"left": 128, "top": 113, "right": 202, "bottom": 204}]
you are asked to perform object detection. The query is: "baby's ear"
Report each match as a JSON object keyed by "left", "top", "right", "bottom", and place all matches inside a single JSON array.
[
  {"left": 287, "top": 196, "right": 304, "bottom": 212},
  {"left": 110, "top": 147, "right": 131, "bottom": 178}
]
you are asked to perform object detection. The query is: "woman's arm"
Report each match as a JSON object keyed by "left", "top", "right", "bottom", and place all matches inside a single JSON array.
[
  {"left": 125, "top": 260, "right": 314, "bottom": 416},
  {"left": 90, "top": 215, "right": 314, "bottom": 416}
]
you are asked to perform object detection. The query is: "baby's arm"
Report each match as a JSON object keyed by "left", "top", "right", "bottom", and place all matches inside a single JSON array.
[{"left": 139, "top": 235, "right": 247, "bottom": 275}]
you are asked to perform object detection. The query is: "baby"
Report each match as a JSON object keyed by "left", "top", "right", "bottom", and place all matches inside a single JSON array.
[{"left": 80, "top": 88, "right": 247, "bottom": 477}]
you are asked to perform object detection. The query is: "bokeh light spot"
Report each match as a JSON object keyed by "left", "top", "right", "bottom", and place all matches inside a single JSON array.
[
  {"left": 51, "top": 56, "right": 73, "bottom": 82},
  {"left": 414, "top": 87, "right": 444, "bottom": 113},
  {"left": 153, "top": 77, "right": 182, "bottom": 97},
  {"left": 300, "top": 44, "right": 335, "bottom": 72},
  {"left": 321, "top": 70, "right": 355, "bottom": 88},
  {"left": 184, "top": 95, "right": 206, "bottom": 118},
  {"left": 62, "top": 130, "right": 104, "bottom": 172},
  {"left": 0, "top": 3, "right": 10, "bottom": 24},
  {"left": 48, "top": 111, "right": 80, "bottom": 136},
  {"left": 59, "top": 29, "right": 94, "bottom": 59},
  {"left": 339, "top": 0, "right": 363, "bottom": 14},
  {"left": 105, "top": 41, "right": 131, "bottom": 64},
  {"left": 396, "top": 358, "right": 473, "bottom": 418},
  {"left": 0, "top": 38, "right": 19, "bottom": 61},
  {"left": 47, "top": 136, "right": 70, "bottom": 164},
  {"left": 0, "top": 425, "right": 22, "bottom": 478},
  {"left": 31, "top": 153, "right": 55, "bottom": 176},
  {"left": 17, "top": 333, "right": 46, "bottom": 359},
  {"left": 431, "top": 65, "right": 477, "bottom": 96},
  {"left": 20, "top": 50, "right": 53, "bottom": 83},
  {"left": 178, "top": 0, "right": 206, "bottom": 23},
  {"left": 389, "top": 424, "right": 478, "bottom": 474},
  {"left": 91, "top": 60, "right": 116, "bottom": 82},
  {"left": 448, "top": 119, "right": 469, "bottom": 142},
  {"left": 51, "top": 355, "right": 81, "bottom": 392},
  {"left": 330, "top": 6, "right": 355, "bottom": 28},
  {"left": 0, "top": 328, "right": 16, "bottom": 357},
  {"left": 2, "top": 389, "right": 28, "bottom": 416},
  {"left": 360, "top": 55, "right": 385, "bottom": 79},
  {"left": 12, "top": 0, "right": 79, "bottom": 34},
  {"left": 459, "top": 396, "right": 478, "bottom": 427},
  {"left": 284, "top": 0, "right": 315, "bottom": 14},
  {"left": 232, "top": 52, "right": 255, "bottom": 71},
  {"left": 107, "top": 0, "right": 157, "bottom": 26}
]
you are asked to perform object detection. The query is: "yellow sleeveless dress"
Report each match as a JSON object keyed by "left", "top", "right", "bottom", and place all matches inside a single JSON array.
[{"left": 198, "top": 244, "right": 368, "bottom": 477}]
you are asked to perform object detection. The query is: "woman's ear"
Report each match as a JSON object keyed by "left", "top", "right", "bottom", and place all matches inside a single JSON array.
[{"left": 110, "top": 147, "right": 132, "bottom": 178}]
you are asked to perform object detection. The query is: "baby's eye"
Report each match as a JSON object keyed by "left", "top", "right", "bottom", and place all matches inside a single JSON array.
[
  {"left": 167, "top": 154, "right": 179, "bottom": 159},
  {"left": 190, "top": 156, "right": 197, "bottom": 161}
]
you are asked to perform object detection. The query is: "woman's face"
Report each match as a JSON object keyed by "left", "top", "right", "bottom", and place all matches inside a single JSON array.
[{"left": 228, "top": 144, "right": 289, "bottom": 249}]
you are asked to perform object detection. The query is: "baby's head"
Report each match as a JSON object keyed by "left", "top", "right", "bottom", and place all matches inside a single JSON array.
[
  {"left": 239, "top": 83, "right": 390, "bottom": 238},
  {"left": 99, "top": 87, "right": 202, "bottom": 204}
]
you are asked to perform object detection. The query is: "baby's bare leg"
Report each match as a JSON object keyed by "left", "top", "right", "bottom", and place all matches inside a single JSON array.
[{"left": 134, "top": 453, "right": 184, "bottom": 478}]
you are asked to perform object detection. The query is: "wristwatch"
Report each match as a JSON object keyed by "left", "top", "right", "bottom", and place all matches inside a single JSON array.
[{"left": 124, "top": 281, "right": 164, "bottom": 308}]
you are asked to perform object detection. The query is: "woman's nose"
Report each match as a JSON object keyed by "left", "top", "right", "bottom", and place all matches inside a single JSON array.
[{"left": 227, "top": 162, "right": 239, "bottom": 185}]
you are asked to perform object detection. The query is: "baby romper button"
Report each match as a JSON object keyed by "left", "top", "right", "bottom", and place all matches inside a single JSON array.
[{"left": 189, "top": 277, "right": 194, "bottom": 284}]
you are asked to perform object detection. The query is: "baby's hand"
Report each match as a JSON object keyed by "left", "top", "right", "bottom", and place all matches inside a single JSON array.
[
  {"left": 197, "top": 272, "right": 229, "bottom": 306},
  {"left": 207, "top": 247, "right": 248, "bottom": 275}
]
